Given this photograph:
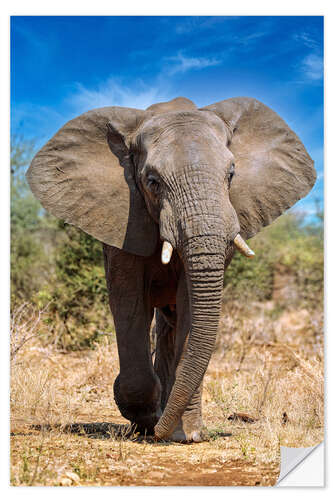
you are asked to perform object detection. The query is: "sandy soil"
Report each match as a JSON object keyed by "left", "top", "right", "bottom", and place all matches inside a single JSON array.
[{"left": 10, "top": 420, "right": 280, "bottom": 486}]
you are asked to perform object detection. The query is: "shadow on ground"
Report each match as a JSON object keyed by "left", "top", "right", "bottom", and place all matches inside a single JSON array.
[{"left": 24, "top": 422, "right": 232, "bottom": 443}]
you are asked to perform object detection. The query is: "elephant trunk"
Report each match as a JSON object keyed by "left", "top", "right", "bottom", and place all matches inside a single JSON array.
[{"left": 154, "top": 233, "right": 226, "bottom": 439}]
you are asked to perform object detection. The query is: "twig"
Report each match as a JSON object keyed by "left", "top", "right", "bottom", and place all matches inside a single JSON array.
[
  {"left": 258, "top": 369, "right": 272, "bottom": 414},
  {"left": 10, "top": 334, "right": 38, "bottom": 360},
  {"left": 10, "top": 303, "right": 51, "bottom": 361},
  {"left": 236, "top": 331, "right": 257, "bottom": 372}
]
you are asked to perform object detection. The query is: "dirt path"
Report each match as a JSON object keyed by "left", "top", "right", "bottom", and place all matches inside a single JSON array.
[{"left": 10, "top": 423, "right": 280, "bottom": 486}]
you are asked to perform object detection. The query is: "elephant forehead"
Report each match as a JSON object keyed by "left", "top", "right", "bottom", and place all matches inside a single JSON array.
[
  {"left": 134, "top": 110, "right": 228, "bottom": 147},
  {"left": 145, "top": 96, "right": 197, "bottom": 114}
]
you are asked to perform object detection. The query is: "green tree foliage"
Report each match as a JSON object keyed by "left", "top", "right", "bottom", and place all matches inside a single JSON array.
[
  {"left": 224, "top": 211, "right": 324, "bottom": 308},
  {"left": 10, "top": 137, "right": 53, "bottom": 305},
  {"left": 37, "top": 222, "right": 113, "bottom": 350}
]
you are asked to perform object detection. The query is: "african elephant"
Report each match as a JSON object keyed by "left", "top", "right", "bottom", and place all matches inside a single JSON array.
[{"left": 26, "top": 96, "right": 316, "bottom": 442}]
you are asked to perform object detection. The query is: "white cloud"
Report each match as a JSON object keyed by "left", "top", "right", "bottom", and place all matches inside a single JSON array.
[
  {"left": 235, "top": 30, "right": 269, "bottom": 46},
  {"left": 293, "top": 32, "right": 319, "bottom": 50},
  {"left": 67, "top": 51, "right": 222, "bottom": 114},
  {"left": 12, "top": 80, "right": 173, "bottom": 145},
  {"left": 165, "top": 53, "right": 221, "bottom": 75},
  {"left": 302, "top": 53, "right": 323, "bottom": 81},
  {"left": 69, "top": 79, "right": 172, "bottom": 114}
]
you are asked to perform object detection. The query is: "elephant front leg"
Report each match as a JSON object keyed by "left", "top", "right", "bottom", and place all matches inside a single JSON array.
[
  {"left": 154, "top": 274, "right": 205, "bottom": 442},
  {"left": 103, "top": 245, "right": 162, "bottom": 435}
]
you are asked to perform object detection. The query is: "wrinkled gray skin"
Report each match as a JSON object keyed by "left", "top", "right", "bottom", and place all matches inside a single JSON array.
[{"left": 26, "top": 97, "right": 316, "bottom": 442}]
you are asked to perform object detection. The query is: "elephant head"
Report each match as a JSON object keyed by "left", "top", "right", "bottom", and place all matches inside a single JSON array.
[{"left": 26, "top": 96, "right": 316, "bottom": 439}]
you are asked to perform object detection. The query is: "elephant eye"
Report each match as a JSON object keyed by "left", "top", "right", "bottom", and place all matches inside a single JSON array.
[
  {"left": 227, "top": 163, "right": 235, "bottom": 188},
  {"left": 146, "top": 173, "right": 160, "bottom": 194}
]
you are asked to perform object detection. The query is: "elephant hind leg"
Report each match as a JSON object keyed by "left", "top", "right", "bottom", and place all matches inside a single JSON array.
[
  {"left": 154, "top": 272, "right": 206, "bottom": 442},
  {"left": 153, "top": 308, "right": 177, "bottom": 411}
]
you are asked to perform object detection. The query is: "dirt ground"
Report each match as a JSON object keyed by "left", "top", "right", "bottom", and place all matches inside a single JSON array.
[{"left": 10, "top": 302, "right": 323, "bottom": 486}]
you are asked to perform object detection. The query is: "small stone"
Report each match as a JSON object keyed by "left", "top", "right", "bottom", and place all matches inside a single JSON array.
[
  {"left": 149, "top": 471, "right": 165, "bottom": 480},
  {"left": 59, "top": 477, "right": 72, "bottom": 486},
  {"left": 65, "top": 471, "right": 80, "bottom": 484}
]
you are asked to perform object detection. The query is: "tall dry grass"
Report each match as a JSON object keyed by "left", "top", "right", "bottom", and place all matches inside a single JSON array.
[
  {"left": 206, "top": 301, "right": 324, "bottom": 448},
  {"left": 10, "top": 300, "right": 323, "bottom": 485}
]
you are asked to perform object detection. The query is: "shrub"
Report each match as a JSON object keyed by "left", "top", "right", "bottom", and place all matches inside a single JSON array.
[
  {"left": 224, "top": 211, "right": 323, "bottom": 308},
  {"left": 10, "top": 137, "right": 54, "bottom": 306},
  {"left": 36, "top": 222, "right": 114, "bottom": 350}
]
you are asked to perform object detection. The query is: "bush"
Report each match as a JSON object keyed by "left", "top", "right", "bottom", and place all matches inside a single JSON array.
[
  {"left": 224, "top": 211, "right": 323, "bottom": 308},
  {"left": 36, "top": 222, "right": 114, "bottom": 350},
  {"left": 11, "top": 137, "right": 53, "bottom": 306},
  {"left": 224, "top": 243, "right": 274, "bottom": 302}
]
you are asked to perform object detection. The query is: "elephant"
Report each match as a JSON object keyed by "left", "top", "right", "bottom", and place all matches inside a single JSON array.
[{"left": 26, "top": 96, "right": 316, "bottom": 442}]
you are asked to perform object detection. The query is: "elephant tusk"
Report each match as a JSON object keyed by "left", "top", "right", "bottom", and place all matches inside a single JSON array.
[
  {"left": 161, "top": 241, "right": 173, "bottom": 264},
  {"left": 234, "top": 234, "right": 255, "bottom": 258}
]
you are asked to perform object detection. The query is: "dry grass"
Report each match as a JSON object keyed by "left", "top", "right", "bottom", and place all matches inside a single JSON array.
[
  {"left": 10, "top": 301, "right": 323, "bottom": 486},
  {"left": 207, "top": 301, "right": 324, "bottom": 448}
]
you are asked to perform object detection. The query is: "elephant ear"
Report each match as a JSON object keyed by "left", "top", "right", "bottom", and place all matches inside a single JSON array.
[
  {"left": 26, "top": 106, "right": 158, "bottom": 256},
  {"left": 201, "top": 98, "right": 316, "bottom": 240}
]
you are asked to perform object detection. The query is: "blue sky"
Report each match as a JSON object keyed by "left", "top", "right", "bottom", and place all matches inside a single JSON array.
[{"left": 11, "top": 15, "right": 323, "bottom": 216}]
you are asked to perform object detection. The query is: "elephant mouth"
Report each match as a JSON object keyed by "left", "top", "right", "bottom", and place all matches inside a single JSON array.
[{"left": 160, "top": 234, "right": 254, "bottom": 265}]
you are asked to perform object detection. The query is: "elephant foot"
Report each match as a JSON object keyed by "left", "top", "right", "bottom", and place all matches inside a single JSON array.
[
  {"left": 130, "top": 416, "right": 159, "bottom": 436},
  {"left": 168, "top": 419, "right": 209, "bottom": 443},
  {"left": 114, "top": 374, "right": 162, "bottom": 436},
  {"left": 170, "top": 427, "right": 202, "bottom": 442}
]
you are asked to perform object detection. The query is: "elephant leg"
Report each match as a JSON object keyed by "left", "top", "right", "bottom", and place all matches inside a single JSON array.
[
  {"left": 153, "top": 308, "right": 177, "bottom": 411},
  {"left": 103, "top": 245, "right": 161, "bottom": 434},
  {"left": 154, "top": 272, "right": 205, "bottom": 442}
]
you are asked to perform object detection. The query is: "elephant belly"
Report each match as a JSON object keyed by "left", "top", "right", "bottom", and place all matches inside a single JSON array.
[
  {"left": 148, "top": 249, "right": 182, "bottom": 310},
  {"left": 150, "top": 280, "right": 177, "bottom": 309}
]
